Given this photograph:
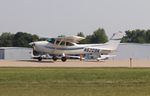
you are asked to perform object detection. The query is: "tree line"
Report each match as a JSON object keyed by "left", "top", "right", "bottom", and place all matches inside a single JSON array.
[
  {"left": 77, "top": 29, "right": 150, "bottom": 44},
  {"left": 77, "top": 28, "right": 108, "bottom": 44},
  {"left": 0, "top": 32, "right": 39, "bottom": 47},
  {"left": 0, "top": 28, "right": 150, "bottom": 47},
  {"left": 121, "top": 29, "right": 150, "bottom": 43},
  {"left": 0, "top": 28, "right": 108, "bottom": 47}
]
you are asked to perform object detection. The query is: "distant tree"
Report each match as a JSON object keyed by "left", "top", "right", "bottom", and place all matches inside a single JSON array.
[
  {"left": 90, "top": 28, "right": 108, "bottom": 43},
  {"left": 121, "top": 35, "right": 128, "bottom": 43},
  {"left": 77, "top": 32, "right": 87, "bottom": 44},
  {"left": 145, "top": 30, "right": 150, "bottom": 43},
  {"left": 13, "top": 32, "right": 39, "bottom": 47},
  {"left": 0, "top": 32, "right": 14, "bottom": 47},
  {"left": 32, "top": 34, "right": 40, "bottom": 41},
  {"left": 134, "top": 30, "right": 145, "bottom": 43},
  {"left": 76, "top": 28, "right": 108, "bottom": 44},
  {"left": 121, "top": 29, "right": 149, "bottom": 43},
  {"left": 121, "top": 30, "right": 132, "bottom": 43},
  {"left": 84, "top": 35, "right": 93, "bottom": 44},
  {"left": 77, "top": 32, "right": 85, "bottom": 37}
]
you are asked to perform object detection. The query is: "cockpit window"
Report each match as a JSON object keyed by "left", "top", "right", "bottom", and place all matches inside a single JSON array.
[
  {"left": 47, "top": 38, "right": 55, "bottom": 44},
  {"left": 66, "top": 42, "right": 74, "bottom": 46}
]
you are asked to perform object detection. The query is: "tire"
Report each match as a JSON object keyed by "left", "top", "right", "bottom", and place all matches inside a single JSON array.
[
  {"left": 38, "top": 57, "right": 42, "bottom": 61},
  {"left": 61, "top": 57, "right": 67, "bottom": 62},
  {"left": 52, "top": 56, "right": 58, "bottom": 61},
  {"left": 33, "top": 50, "right": 39, "bottom": 56}
]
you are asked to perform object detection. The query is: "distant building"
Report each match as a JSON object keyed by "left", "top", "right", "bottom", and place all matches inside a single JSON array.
[
  {"left": 0, "top": 47, "right": 32, "bottom": 60},
  {"left": 115, "top": 43, "right": 150, "bottom": 60}
]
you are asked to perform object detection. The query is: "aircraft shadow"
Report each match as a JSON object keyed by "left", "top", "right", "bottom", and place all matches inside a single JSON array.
[{"left": 18, "top": 59, "right": 54, "bottom": 63}]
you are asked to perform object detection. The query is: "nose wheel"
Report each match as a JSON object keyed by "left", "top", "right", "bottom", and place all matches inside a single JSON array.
[{"left": 38, "top": 57, "right": 42, "bottom": 61}]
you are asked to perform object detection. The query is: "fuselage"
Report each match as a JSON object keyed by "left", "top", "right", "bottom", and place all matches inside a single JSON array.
[
  {"left": 33, "top": 41, "right": 103, "bottom": 55},
  {"left": 32, "top": 40, "right": 112, "bottom": 55}
]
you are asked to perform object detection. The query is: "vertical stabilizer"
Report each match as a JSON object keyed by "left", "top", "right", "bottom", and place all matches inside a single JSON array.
[{"left": 104, "top": 31, "right": 124, "bottom": 50}]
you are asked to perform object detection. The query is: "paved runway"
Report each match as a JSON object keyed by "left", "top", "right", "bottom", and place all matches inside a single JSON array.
[{"left": 0, "top": 59, "right": 150, "bottom": 67}]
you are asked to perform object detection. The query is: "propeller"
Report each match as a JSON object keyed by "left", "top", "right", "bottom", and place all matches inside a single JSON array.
[{"left": 29, "top": 42, "right": 39, "bottom": 56}]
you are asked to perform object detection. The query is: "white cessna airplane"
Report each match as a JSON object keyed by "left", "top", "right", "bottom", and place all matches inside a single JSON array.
[{"left": 29, "top": 32, "right": 124, "bottom": 62}]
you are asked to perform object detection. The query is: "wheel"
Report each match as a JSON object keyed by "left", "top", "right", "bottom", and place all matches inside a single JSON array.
[
  {"left": 33, "top": 50, "right": 39, "bottom": 56},
  {"left": 61, "top": 57, "right": 67, "bottom": 62},
  {"left": 38, "top": 57, "right": 42, "bottom": 61},
  {"left": 52, "top": 56, "right": 58, "bottom": 61}
]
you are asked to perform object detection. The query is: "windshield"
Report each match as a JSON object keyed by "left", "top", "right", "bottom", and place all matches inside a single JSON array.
[{"left": 47, "top": 38, "right": 55, "bottom": 44}]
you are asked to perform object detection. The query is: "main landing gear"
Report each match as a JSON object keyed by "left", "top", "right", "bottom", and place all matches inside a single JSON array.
[
  {"left": 38, "top": 57, "right": 42, "bottom": 61},
  {"left": 36, "top": 54, "right": 67, "bottom": 62},
  {"left": 52, "top": 55, "right": 67, "bottom": 62},
  {"left": 52, "top": 56, "right": 58, "bottom": 61},
  {"left": 61, "top": 57, "right": 67, "bottom": 62}
]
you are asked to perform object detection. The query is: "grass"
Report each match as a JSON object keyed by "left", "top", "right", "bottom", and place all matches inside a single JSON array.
[{"left": 0, "top": 68, "right": 150, "bottom": 96}]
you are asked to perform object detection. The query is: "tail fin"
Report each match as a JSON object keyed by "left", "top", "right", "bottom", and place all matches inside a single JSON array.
[
  {"left": 104, "top": 31, "right": 124, "bottom": 50},
  {"left": 110, "top": 31, "right": 124, "bottom": 40}
]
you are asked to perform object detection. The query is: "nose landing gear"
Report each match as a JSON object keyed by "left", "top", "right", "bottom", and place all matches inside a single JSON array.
[{"left": 37, "top": 57, "right": 42, "bottom": 61}]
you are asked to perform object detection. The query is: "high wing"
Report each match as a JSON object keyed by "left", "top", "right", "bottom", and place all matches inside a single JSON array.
[{"left": 56, "top": 36, "right": 85, "bottom": 43}]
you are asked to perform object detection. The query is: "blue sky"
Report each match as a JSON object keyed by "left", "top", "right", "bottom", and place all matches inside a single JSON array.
[{"left": 0, "top": 0, "right": 150, "bottom": 37}]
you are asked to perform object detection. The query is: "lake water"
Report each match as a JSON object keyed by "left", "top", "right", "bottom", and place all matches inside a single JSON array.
[{"left": 114, "top": 43, "right": 150, "bottom": 60}]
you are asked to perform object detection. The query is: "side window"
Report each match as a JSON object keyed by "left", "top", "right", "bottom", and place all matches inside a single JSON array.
[
  {"left": 60, "top": 41, "right": 65, "bottom": 46},
  {"left": 66, "top": 42, "right": 74, "bottom": 46},
  {"left": 47, "top": 38, "right": 55, "bottom": 44},
  {"left": 56, "top": 40, "right": 60, "bottom": 45}
]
